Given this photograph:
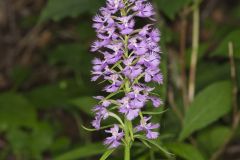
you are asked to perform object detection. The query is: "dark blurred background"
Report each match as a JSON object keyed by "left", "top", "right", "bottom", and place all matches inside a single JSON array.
[{"left": 0, "top": 0, "right": 240, "bottom": 160}]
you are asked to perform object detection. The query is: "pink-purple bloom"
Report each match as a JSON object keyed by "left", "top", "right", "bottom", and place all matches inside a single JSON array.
[
  {"left": 136, "top": 117, "right": 160, "bottom": 139},
  {"left": 104, "top": 125, "right": 124, "bottom": 148},
  {"left": 91, "top": 0, "right": 163, "bottom": 148},
  {"left": 92, "top": 105, "right": 109, "bottom": 129}
]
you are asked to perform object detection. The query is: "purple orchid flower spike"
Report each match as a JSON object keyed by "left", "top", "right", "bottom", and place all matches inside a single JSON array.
[{"left": 88, "top": 0, "right": 168, "bottom": 159}]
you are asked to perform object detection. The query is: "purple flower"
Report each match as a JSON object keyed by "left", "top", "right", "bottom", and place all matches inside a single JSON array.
[
  {"left": 92, "top": 105, "right": 109, "bottom": 129},
  {"left": 102, "top": 51, "right": 123, "bottom": 64},
  {"left": 102, "top": 43, "right": 124, "bottom": 64},
  {"left": 132, "top": 1, "right": 155, "bottom": 19},
  {"left": 106, "top": 0, "right": 124, "bottom": 14},
  {"left": 91, "top": 40, "right": 109, "bottom": 52},
  {"left": 146, "top": 39, "right": 161, "bottom": 53},
  {"left": 136, "top": 117, "right": 160, "bottom": 139},
  {"left": 91, "top": 58, "right": 108, "bottom": 81},
  {"left": 104, "top": 125, "right": 124, "bottom": 148},
  {"left": 104, "top": 74, "right": 122, "bottom": 92},
  {"left": 128, "top": 85, "right": 147, "bottom": 108},
  {"left": 92, "top": 58, "right": 106, "bottom": 72},
  {"left": 139, "top": 24, "right": 152, "bottom": 36},
  {"left": 118, "top": 96, "right": 140, "bottom": 120},
  {"left": 123, "top": 57, "right": 143, "bottom": 80},
  {"left": 150, "top": 28, "right": 161, "bottom": 42},
  {"left": 117, "top": 16, "right": 135, "bottom": 35},
  {"left": 148, "top": 96, "right": 163, "bottom": 107},
  {"left": 92, "top": 9, "right": 114, "bottom": 31},
  {"left": 97, "top": 26, "right": 118, "bottom": 40},
  {"left": 128, "top": 37, "right": 148, "bottom": 55},
  {"left": 94, "top": 96, "right": 111, "bottom": 107},
  {"left": 138, "top": 52, "right": 160, "bottom": 68},
  {"left": 144, "top": 68, "right": 163, "bottom": 84}
]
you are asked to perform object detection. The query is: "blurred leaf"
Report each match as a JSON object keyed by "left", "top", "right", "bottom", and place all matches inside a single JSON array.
[
  {"left": 7, "top": 122, "right": 53, "bottom": 159},
  {"left": 100, "top": 149, "right": 115, "bottom": 160},
  {"left": 231, "top": 4, "right": 240, "bottom": 19},
  {"left": 160, "top": 27, "right": 174, "bottom": 44},
  {"left": 0, "top": 93, "right": 37, "bottom": 130},
  {"left": 48, "top": 44, "right": 92, "bottom": 75},
  {"left": 7, "top": 128, "right": 29, "bottom": 155},
  {"left": 29, "top": 122, "right": 54, "bottom": 157},
  {"left": 161, "top": 109, "right": 181, "bottom": 138},
  {"left": 76, "top": 22, "right": 95, "bottom": 41},
  {"left": 54, "top": 143, "right": 106, "bottom": 160},
  {"left": 69, "top": 97, "right": 97, "bottom": 115},
  {"left": 156, "top": 0, "right": 192, "bottom": 19},
  {"left": 179, "top": 81, "right": 232, "bottom": 140},
  {"left": 50, "top": 137, "right": 71, "bottom": 153},
  {"left": 25, "top": 80, "right": 90, "bottom": 108},
  {"left": 135, "top": 135, "right": 172, "bottom": 158},
  {"left": 196, "top": 62, "right": 230, "bottom": 90},
  {"left": 197, "top": 126, "right": 231, "bottom": 157},
  {"left": 40, "top": 0, "right": 104, "bottom": 22},
  {"left": 10, "top": 66, "right": 31, "bottom": 89},
  {"left": 166, "top": 143, "right": 205, "bottom": 160},
  {"left": 211, "top": 30, "right": 240, "bottom": 58}
]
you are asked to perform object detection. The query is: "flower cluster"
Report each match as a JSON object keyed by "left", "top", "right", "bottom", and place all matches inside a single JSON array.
[{"left": 91, "top": 0, "right": 163, "bottom": 149}]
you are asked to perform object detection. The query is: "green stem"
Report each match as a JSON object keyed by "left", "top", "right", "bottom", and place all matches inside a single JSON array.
[
  {"left": 121, "top": 1, "right": 132, "bottom": 159},
  {"left": 123, "top": 118, "right": 132, "bottom": 160},
  {"left": 188, "top": 2, "right": 200, "bottom": 103},
  {"left": 124, "top": 142, "right": 131, "bottom": 160}
]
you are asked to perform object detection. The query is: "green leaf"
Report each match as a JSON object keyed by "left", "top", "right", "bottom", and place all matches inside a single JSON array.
[
  {"left": 211, "top": 30, "right": 240, "bottom": 58},
  {"left": 81, "top": 125, "right": 112, "bottom": 132},
  {"left": 109, "top": 112, "right": 125, "bottom": 127},
  {"left": 135, "top": 135, "right": 173, "bottom": 158},
  {"left": 29, "top": 122, "right": 54, "bottom": 157},
  {"left": 166, "top": 143, "right": 205, "bottom": 160},
  {"left": 24, "top": 79, "right": 89, "bottom": 108},
  {"left": 179, "top": 81, "right": 232, "bottom": 140},
  {"left": 54, "top": 143, "right": 106, "bottom": 160},
  {"left": 156, "top": 0, "right": 192, "bottom": 19},
  {"left": 197, "top": 126, "right": 231, "bottom": 157},
  {"left": 196, "top": 62, "right": 230, "bottom": 91},
  {"left": 40, "top": 0, "right": 104, "bottom": 22},
  {"left": 0, "top": 93, "right": 37, "bottom": 130},
  {"left": 47, "top": 44, "right": 92, "bottom": 75},
  {"left": 139, "top": 139, "right": 152, "bottom": 149},
  {"left": 69, "top": 97, "right": 97, "bottom": 115},
  {"left": 100, "top": 149, "right": 115, "bottom": 160},
  {"left": 10, "top": 65, "right": 31, "bottom": 89},
  {"left": 7, "top": 122, "right": 54, "bottom": 159},
  {"left": 7, "top": 128, "right": 29, "bottom": 155},
  {"left": 142, "top": 109, "right": 168, "bottom": 115},
  {"left": 50, "top": 136, "right": 71, "bottom": 153}
]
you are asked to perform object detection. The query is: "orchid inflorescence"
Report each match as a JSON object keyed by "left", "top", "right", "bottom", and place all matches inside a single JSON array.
[{"left": 90, "top": 0, "right": 164, "bottom": 153}]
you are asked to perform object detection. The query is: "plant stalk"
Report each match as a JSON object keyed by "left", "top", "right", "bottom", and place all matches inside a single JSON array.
[
  {"left": 188, "top": 3, "right": 200, "bottom": 103},
  {"left": 124, "top": 141, "right": 131, "bottom": 160},
  {"left": 123, "top": 118, "right": 132, "bottom": 160}
]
